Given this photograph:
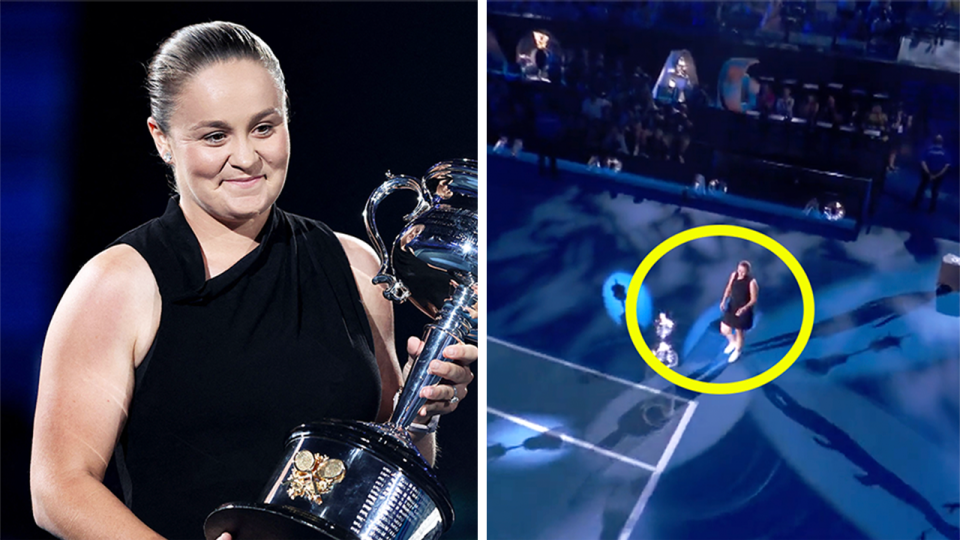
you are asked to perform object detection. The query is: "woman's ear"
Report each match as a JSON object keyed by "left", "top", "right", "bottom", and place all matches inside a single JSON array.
[{"left": 147, "top": 117, "right": 169, "bottom": 161}]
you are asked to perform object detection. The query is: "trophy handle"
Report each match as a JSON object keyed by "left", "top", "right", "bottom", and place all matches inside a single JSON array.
[
  {"left": 390, "top": 282, "right": 477, "bottom": 428},
  {"left": 363, "top": 172, "right": 431, "bottom": 303}
]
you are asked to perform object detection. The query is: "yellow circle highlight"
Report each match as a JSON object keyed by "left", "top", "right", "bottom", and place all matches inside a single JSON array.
[{"left": 626, "top": 225, "right": 814, "bottom": 395}]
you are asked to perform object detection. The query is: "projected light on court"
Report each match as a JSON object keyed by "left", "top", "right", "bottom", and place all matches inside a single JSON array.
[
  {"left": 487, "top": 413, "right": 572, "bottom": 470},
  {"left": 603, "top": 272, "right": 652, "bottom": 328}
]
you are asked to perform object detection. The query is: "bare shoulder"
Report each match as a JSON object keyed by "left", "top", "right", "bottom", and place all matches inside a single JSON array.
[
  {"left": 336, "top": 233, "right": 381, "bottom": 279},
  {"left": 76, "top": 244, "right": 157, "bottom": 300},
  {"left": 334, "top": 232, "right": 393, "bottom": 325},
  {"left": 55, "top": 244, "right": 161, "bottom": 362}
]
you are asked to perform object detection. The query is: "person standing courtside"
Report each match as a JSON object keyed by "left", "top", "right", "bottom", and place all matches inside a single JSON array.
[{"left": 912, "top": 134, "right": 951, "bottom": 213}]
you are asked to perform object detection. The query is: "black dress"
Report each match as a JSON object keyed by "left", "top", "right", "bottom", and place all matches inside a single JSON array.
[
  {"left": 723, "top": 276, "right": 755, "bottom": 330},
  {"left": 109, "top": 198, "right": 381, "bottom": 539}
]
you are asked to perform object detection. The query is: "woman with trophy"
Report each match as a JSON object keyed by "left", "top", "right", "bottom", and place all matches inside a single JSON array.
[{"left": 30, "top": 22, "right": 476, "bottom": 540}]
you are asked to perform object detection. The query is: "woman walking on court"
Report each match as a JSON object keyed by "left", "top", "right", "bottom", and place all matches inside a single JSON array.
[{"left": 719, "top": 260, "right": 759, "bottom": 363}]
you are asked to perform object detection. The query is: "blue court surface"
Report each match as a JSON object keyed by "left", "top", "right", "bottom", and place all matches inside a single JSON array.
[{"left": 487, "top": 156, "right": 960, "bottom": 540}]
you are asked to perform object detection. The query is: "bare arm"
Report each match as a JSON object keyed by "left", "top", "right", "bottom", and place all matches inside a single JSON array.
[
  {"left": 336, "top": 237, "right": 410, "bottom": 421},
  {"left": 31, "top": 245, "right": 163, "bottom": 539},
  {"left": 745, "top": 279, "right": 760, "bottom": 309},
  {"left": 721, "top": 272, "right": 735, "bottom": 306},
  {"left": 337, "top": 234, "right": 439, "bottom": 464}
]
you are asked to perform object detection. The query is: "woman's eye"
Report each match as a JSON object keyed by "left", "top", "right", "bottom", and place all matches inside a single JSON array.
[
  {"left": 204, "top": 132, "right": 226, "bottom": 143},
  {"left": 255, "top": 124, "right": 274, "bottom": 135}
]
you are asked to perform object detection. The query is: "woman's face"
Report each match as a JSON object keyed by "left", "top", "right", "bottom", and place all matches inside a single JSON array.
[
  {"left": 737, "top": 264, "right": 749, "bottom": 278},
  {"left": 152, "top": 59, "right": 290, "bottom": 226}
]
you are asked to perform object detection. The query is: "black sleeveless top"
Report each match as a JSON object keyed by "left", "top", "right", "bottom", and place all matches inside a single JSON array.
[
  {"left": 724, "top": 275, "right": 755, "bottom": 330},
  {"left": 109, "top": 198, "right": 381, "bottom": 539},
  {"left": 729, "top": 277, "right": 751, "bottom": 310}
]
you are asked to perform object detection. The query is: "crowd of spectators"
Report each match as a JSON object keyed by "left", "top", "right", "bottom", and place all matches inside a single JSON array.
[
  {"left": 747, "top": 80, "right": 914, "bottom": 170},
  {"left": 488, "top": 40, "right": 918, "bottom": 176},
  {"left": 490, "top": 1, "right": 960, "bottom": 60},
  {"left": 489, "top": 50, "right": 710, "bottom": 175},
  {"left": 489, "top": 3, "right": 956, "bottom": 206}
]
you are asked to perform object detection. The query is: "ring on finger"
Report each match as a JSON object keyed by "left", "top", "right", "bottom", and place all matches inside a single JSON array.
[{"left": 450, "top": 386, "right": 460, "bottom": 405}]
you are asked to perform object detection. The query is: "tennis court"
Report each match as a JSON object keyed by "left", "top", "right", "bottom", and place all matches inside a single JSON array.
[{"left": 487, "top": 338, "right": 698, "bottom": 540}]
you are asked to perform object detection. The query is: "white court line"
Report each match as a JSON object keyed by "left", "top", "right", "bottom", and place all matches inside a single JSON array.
[
  {"left": 487, "top": 407, "right": 659, "bottom": 473},
  {"left": 488, "top": 336, "right": 691, "bottom": 403},
  {"left": 618, "top": 399, "right": 699, "bottom": 540}
]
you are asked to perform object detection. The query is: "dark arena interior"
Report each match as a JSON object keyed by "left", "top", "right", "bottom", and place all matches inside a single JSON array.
[{"left": 487, "top": 2, "right": 959, "bottom": 540}]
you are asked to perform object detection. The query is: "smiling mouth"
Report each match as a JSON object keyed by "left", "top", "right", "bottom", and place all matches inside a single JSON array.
[{"left": 223, "top": 175, "right": 264, "bottom": 186}]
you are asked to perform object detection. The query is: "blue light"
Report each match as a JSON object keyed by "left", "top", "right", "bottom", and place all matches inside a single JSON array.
[
  {"left": 602, "top": 272, "right": 652, "bottom": 328},
  {"left": 487, "top": 413, "right": 572, "bottom": 470}
]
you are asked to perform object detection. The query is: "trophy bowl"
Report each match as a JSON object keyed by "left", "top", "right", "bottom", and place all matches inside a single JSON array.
[
  {"left": 203, "top": 421, "right": 454, "bottom": 540},
  {"left": 375, "top": 160, "right": 478, "bottom": 340},
  {"left": 204, "top": 160, "right": 477, "bottom": 540}
]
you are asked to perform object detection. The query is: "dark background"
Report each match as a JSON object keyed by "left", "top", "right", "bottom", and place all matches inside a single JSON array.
[{"left": 1, "top": 2, "right": 478, "bottom": 538}]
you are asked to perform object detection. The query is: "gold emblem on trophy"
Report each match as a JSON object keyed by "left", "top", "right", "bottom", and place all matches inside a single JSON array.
[{"left": 284, "top": 451, "right": 346, "bottom": 505}]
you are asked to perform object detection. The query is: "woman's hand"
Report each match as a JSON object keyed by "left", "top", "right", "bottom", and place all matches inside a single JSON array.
[
  {"left": 720, "top": 299, "right": 726, "bottom": 312},
  {"left": 735, "top": 307, "right": 745, "bottom": 317},
  {"left": 406, "top": 336, "right": 477, "bottom": 418},
  {"left": 216, "top": 533, "right": 232, "bottom": 540}
]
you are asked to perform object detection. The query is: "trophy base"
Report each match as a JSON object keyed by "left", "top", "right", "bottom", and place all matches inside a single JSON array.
[
  {"left": 203, "top": 419, "right": 453, "bottom": 540},
  {"left": 204, "top": 502, "right": 355, "bottom": 540}
]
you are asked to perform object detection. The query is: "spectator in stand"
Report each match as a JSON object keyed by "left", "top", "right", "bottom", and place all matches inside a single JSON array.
[
  {"left": 584, "top": 118, "right": 605, "bottom": 165},
  {"left": 834, "top": 0, "right": 859, "bottom": 45},
  {"left": 582, "top": 92, "right": 611, "bottom": 121},
  {"left": 563, "top": 49, "right": 584, "bottom": 87},
  {"left": 864, "top": 104, "right": 888, "bottom": 131},
  {"left": 648, "top": 105, "right": 669, "bottom": 160},
  {"left": 868, "top": 0, "right": 893, "bottom": 23},
  {"left": 758, "top": 83, "right": 777, "bottom": 115},
  {"left": 601, "top": 123, "right": 629, "bottom": 159},
  {"left": 869, "top": 6, "right": 894, "bottom": 42},
  {"left": 929, "top": 0, "right": 951, "bottom": 46},
  {"left": 490, "top": 86, "right": 529, "bottom": 156},
  {"left": 848, "top": 100, "right": 864, "bottom": 129},
  {"left": 670, "top": 104, "right": 694, "bottom": 163},
  {"left": 760, "top": 0, "right": 784, "bottom": 32},
  {"left": 799, "top": 94, "right": 820, "bottom": 123},
  {"left": 533, "top": 94, "right": 564, "bottom": 178},
  {"left": 489, "top": 78, "right": 516, "bottom": 147},
  {"left": 633, "top": 105, "right": 653, "bottom": 157},
  {"left": 775, "top": 87, "right": 795, "bottom": 118},
  {"left": 912, "top": 134, "right": 951, "bottom": 212},
  {"left": 817, "top": 95, "right": 844, "bottom": 124},
  {"left": 886, "top": 103, "right": 912, "bottom": 171},
  {"left": 617, "top": 106, "right": 640, "bottom": 155}
]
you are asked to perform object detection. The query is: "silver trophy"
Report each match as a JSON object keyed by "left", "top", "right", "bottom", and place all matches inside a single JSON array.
[
  {"left": 204, "top": 160, "right": 477, "bottom": 540},
  {"left": 654, "top": 312, "right": 679, "bottom": 368}
]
